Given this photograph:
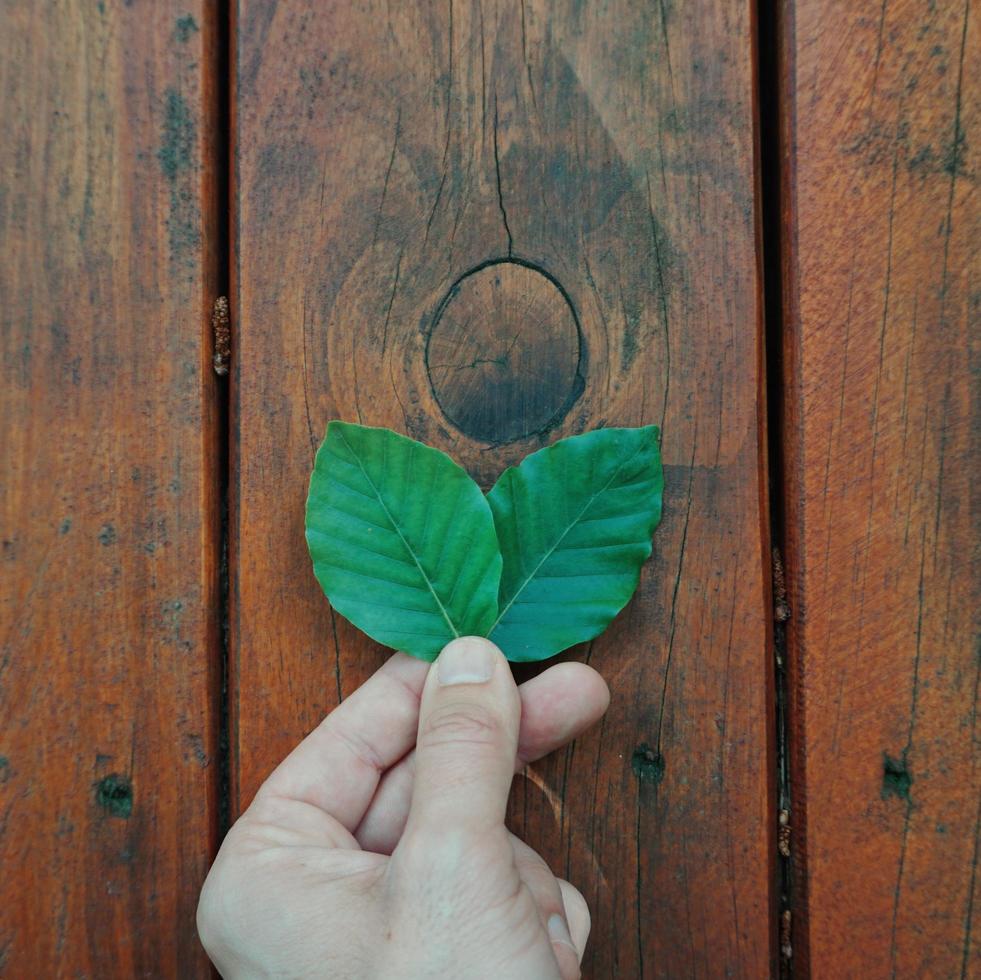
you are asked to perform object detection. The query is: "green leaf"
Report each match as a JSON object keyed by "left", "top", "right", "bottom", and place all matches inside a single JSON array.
[
  {"left": 305, "top": 421, "right": 502, "bottom": 661},
  {"left": 487, "top": 426, "right": 663, "bottom": 662}
]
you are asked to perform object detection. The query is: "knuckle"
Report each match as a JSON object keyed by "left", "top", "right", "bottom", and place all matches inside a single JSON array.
[
  {"left": 194, "top": 826, "right": 255, "bottom": 959},
  {"left": 196, "top": 864, "right": 230, "bottom": 955},
  {"left": 419, "top": 700, "right": 504, "bottom": 750}
]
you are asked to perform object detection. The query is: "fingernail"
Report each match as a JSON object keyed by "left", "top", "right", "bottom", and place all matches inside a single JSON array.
[
  {"left": 548, "top": 913, "right": 575, "bottom": 950},
  {"left": 437, "top": 638, "right": 495, "bottom": 686}
]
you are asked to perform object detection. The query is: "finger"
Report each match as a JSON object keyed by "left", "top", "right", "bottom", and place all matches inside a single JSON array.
[
  {"left": 401, "top": 637, "right": 519, "bottom": 840},
  {"left": 355, "top": 756, "right": 415, "bottom": 853},
  {"left": 510, "top": 835, "right": 582, "bottom": 980},
  {"left": 510, "top": 662, "right": 610, "bottom": 763},
  {"left": 557, "top": 879, "right": 591, "bottom": 963},
  {"left": 253, "top": 652, "right": 429, "bottom": 832},
  {"left": 356, "top": 662, "right": 609, "bottom": 852}
]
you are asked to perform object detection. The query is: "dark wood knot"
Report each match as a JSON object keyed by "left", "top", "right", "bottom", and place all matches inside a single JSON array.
[{"left": 425, "top": 259, "right": 584, "bottom": 444}]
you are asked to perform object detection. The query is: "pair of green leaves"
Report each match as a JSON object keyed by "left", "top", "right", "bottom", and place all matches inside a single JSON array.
[{"left": 305, "top": 421, "right": 663, "bottom": 663}]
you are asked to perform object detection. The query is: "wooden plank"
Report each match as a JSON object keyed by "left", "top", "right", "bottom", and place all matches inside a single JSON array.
[
  {"left": 232, "top": 2, "right": 773, "bottom": 975},
  {"left": 778, "top": 0, "right": 979, "bottom": 974},
  {"left": 0, "top": 2, "right": 222, "bottom": 975}
]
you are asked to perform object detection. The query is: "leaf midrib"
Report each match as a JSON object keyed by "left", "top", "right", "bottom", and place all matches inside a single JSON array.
[
  {"left": 490, "top": 440, "right": 648, "bottom": 633},
  {"left": 337, "top": 428, "right": 461, "bottom": 640}
]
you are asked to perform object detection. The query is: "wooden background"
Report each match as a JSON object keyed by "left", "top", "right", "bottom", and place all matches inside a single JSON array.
[
  {"left": 231, "top": 2, "right": 773, "bottom": 977},
  {"left": 0, "top": 1, "right": 976, "bottom": 977},
  {"left": 778, "top": 1, "right": 979, "bottom": 975},
  {"left": 1, "top": 1, "right": 221, "bottom": 976}
]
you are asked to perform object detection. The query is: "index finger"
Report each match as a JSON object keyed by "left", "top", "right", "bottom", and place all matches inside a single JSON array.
[{"left": 253, "top": 652, "right": 429, "bottom": 833}]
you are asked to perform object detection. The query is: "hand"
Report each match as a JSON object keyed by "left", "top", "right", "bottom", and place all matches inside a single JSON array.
[{"left": 197, "top": 637, "right": 610, "bottom": 978}]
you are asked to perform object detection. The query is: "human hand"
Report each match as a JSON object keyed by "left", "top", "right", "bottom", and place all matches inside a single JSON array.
[{"left": 197, "top": 637, "right": 610, "bottom": 978}]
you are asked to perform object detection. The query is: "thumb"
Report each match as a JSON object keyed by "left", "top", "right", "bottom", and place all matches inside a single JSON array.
[{"left": 403, "top": 636, "right": 519, "bottom": 838}]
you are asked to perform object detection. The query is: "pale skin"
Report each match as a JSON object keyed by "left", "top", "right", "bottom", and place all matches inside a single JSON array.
[{"left": 197, "top": 636, "right": 611, "bottom": 979}]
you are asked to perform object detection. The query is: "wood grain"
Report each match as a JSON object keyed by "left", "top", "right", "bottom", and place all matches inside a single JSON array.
[
  {"left": 0, "top": 1, "right": 222, "bottom": 974},
  {"left": 232, "top": 1, "right": 773, "bottom": 975},
  {"left": 778, "top": 0, "right": 979, "bottom": 974}
]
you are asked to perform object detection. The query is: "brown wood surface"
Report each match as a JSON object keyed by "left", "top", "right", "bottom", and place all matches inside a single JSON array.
[
  {"left": 778, "top": 0, "right": 979, "bottom": 975},
  {"left": 232, "top": 2, "right": 774, "bottom": 976},
  {"left": 0, "top": 2, "right": 222, "bottom": 975}
]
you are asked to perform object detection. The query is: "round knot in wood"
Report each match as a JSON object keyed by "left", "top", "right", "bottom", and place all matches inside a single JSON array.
[{"left": 426, "top": 260, "right": 583, "bottom": 444}]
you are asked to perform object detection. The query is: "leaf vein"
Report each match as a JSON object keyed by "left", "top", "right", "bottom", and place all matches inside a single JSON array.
[
  {"left": 491, "top": 439, "right": 651, "bottom": 632},
  {"left": 335, "top": 427, "right": 461, "bottom": 639}
]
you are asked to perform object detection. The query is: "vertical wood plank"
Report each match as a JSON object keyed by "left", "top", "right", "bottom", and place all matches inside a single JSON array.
[
  {"left": 779, "top": 0, "right": 979, "bottom": 974},
  {"left": 233, "top": 3, "right": 773, "bottom": 975},
  {"left": 0, "top": 2, "right": 221, "bottom": 974}
]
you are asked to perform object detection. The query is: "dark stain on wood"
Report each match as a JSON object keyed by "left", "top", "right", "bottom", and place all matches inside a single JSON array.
[
  {"left": 94, "top": 775, "right": 133, "bottom": 819},
  {"left": 631, "top": 743, "right": 666, "bottom": 785},
  {"left": 158, "top": 89, "right": 195, "bottom": 180},
  {"left": 157, "top": 88, "right": 201, "bottom": 261},
  {"left": 882, "top": 752, "right": 913, "bottom": 802},
  {"left": 174, "top": 15, "right": 198, "bottom": 44}
]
